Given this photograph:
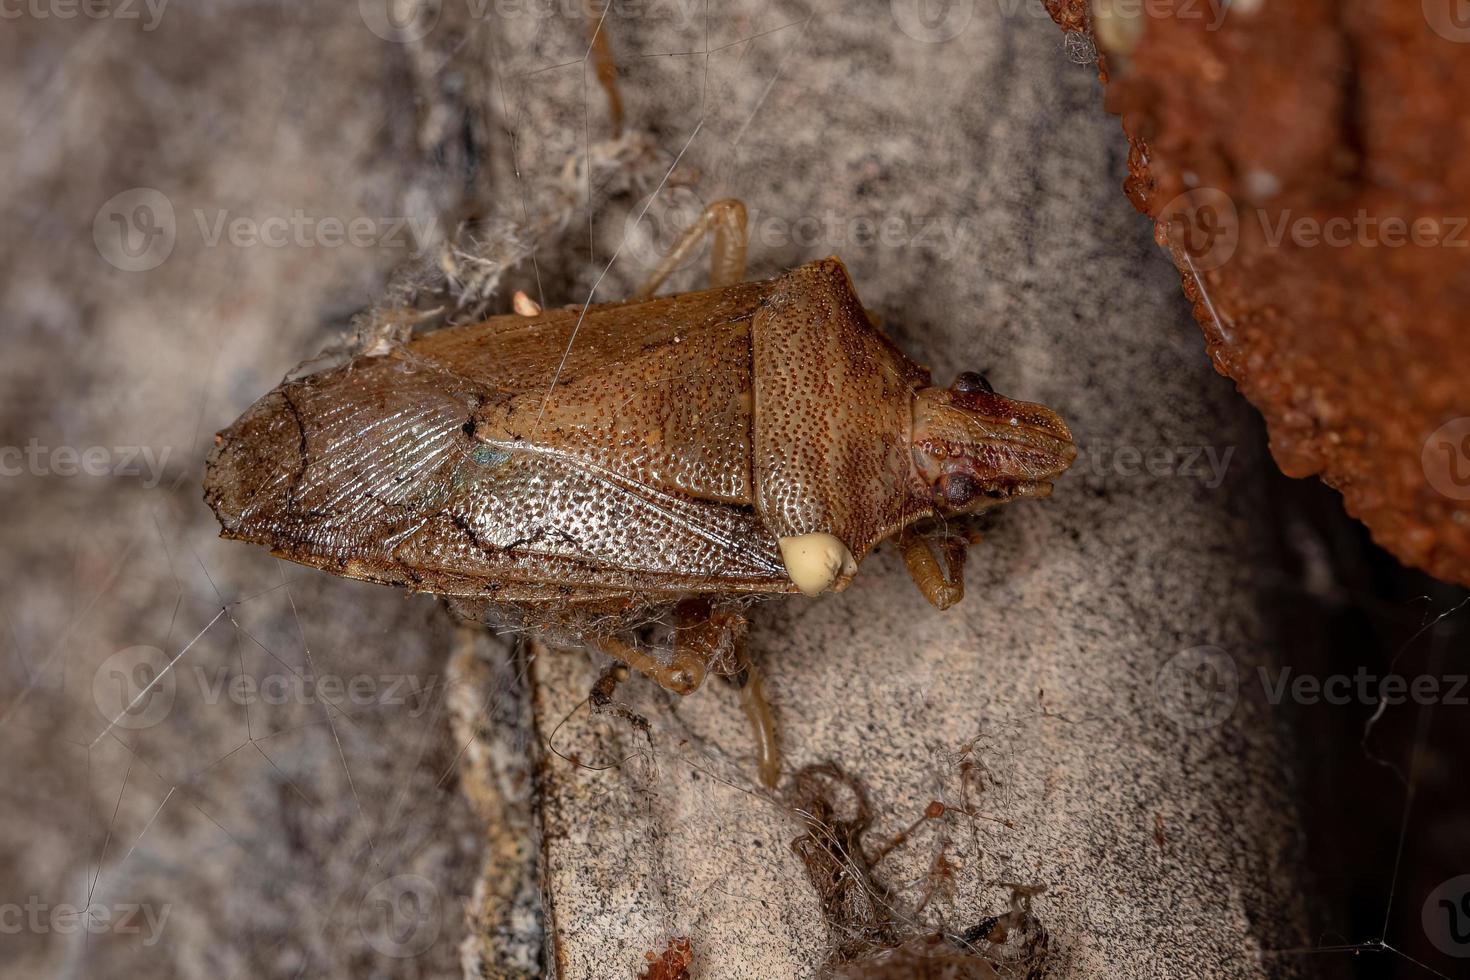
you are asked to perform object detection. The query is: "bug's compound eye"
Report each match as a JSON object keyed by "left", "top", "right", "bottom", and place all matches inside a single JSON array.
[
  {"left": 938, "top": 471, "right": 982, "bottom": 508},
  {"left": 952, "top": 371, "right": 994, "bottom": 395}
]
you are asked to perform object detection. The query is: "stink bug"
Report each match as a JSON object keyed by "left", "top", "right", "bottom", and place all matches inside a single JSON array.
[{"left": 203, "top": 200, "right": 1076, "bottom": 786}]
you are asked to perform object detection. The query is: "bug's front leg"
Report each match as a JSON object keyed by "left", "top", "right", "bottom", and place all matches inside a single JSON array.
[
  {"left": 900, "top": 530, "right": 969, "bottom": 611},
  {"left": 589, "top": 598, "right": 737, "bottom": 696},
  {"left": 632, "top": 199, "right": 749, "bottom": 300},
  {"left": 592, "top": 632, "right": 709, "bottom": 696}
]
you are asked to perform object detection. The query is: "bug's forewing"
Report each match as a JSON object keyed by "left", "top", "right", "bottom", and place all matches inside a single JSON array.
[
  {"left": 407, "top": 282, "right": 768, "bottom": 504},
  {"left": 204, "top": 284, "right": 794, "bottom": 598},
  {"left": 750, "top": 258, "right": 934, "bottom": 561}
]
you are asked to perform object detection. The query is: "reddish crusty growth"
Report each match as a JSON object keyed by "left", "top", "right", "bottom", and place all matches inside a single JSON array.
[{"left": 1048, "top": 0, "right": 1470, "bottom": 586}]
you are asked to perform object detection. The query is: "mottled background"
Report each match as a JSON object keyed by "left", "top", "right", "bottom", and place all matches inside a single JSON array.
[{"left": 0, "top": 1, "right": 1465, "bottom": 978}]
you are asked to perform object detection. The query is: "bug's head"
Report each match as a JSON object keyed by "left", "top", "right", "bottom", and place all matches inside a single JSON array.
[{"left": 911, "top": 372, "right": 1076, "bottom": 515}]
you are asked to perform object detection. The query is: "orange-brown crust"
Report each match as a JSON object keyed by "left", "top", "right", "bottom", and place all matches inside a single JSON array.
[{"left": 1048, "top": 0, "right": 1470, "bottom": 586}]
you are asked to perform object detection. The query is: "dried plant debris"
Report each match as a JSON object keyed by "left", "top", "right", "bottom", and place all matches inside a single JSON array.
[{"left": 788, "top": 764, "right": 1049, "bottom": 979}]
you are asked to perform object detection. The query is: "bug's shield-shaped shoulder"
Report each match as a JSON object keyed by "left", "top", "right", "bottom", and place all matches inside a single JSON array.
[
  {"left": 751, "top": 258, "right": 933, "bottom": 580},
  {"left": 204, "top": 283, "right": 792, "bottom": 599}
]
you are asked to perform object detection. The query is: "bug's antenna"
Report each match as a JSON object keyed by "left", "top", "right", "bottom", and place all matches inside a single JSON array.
[{"left": 585, "top": 0, "right": 623, "bottom": 139}]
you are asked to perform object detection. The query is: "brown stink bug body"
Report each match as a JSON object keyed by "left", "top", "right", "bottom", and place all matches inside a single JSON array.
[{"left": 204, "top": 200, "right": 1076, "bottom": 786}]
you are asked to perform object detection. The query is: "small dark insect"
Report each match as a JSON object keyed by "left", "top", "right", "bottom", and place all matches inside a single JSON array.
[{"left": 203, "top": 199, "right": 1075, "bottom": 786}]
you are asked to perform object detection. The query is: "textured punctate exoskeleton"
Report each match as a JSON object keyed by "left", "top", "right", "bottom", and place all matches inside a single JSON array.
[{"left": 204, "top": 201, "right": 1075, "bottom": 785}]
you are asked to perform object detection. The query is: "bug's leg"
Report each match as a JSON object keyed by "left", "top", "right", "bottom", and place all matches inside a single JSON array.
[
  {"left": 673, "top": 598, "right": 781, "bottom": 788},
  {"left": 728, "top": 631, "right": 781, "bottom": 789},
  {"left": 900, "top": 531, "right": 969, "bottom": 611},
  {"left": 593, "top": 633, "right": 708, "bottom": 696},
  {"left": 586, "top": 0, "right": 624, "bottom": 138},
  {"left": 594, "top": 600, "right": 779, "bottom": 786},
  {"left": 631, "top": 199, "right": 748, "bottom": 301}
]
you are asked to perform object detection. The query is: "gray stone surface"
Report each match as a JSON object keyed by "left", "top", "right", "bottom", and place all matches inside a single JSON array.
[{"left": 0, "top": 1, "right": 1311, "bottom": 978}]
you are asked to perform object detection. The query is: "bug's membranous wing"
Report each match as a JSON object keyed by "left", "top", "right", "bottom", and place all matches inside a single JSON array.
[
  {"left": 205, "top": 356, "right": 482, "bottom": 567},
  {"left": 405, "top": 280, "right": 770, "bottom": 504},
  {"left": 205, "top": 294, "right": 793, "bottom": 598},
  {"left": 751, "top": 258, "right": 934, "bottom": 564}
]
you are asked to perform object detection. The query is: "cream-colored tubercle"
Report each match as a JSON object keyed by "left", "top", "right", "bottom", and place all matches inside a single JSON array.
[
  {"left": 512, "top": 290, "right": 542, "bottom": 316},
  {"left": 778, "top": 533, "right": 857, "bottom": 596}
]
